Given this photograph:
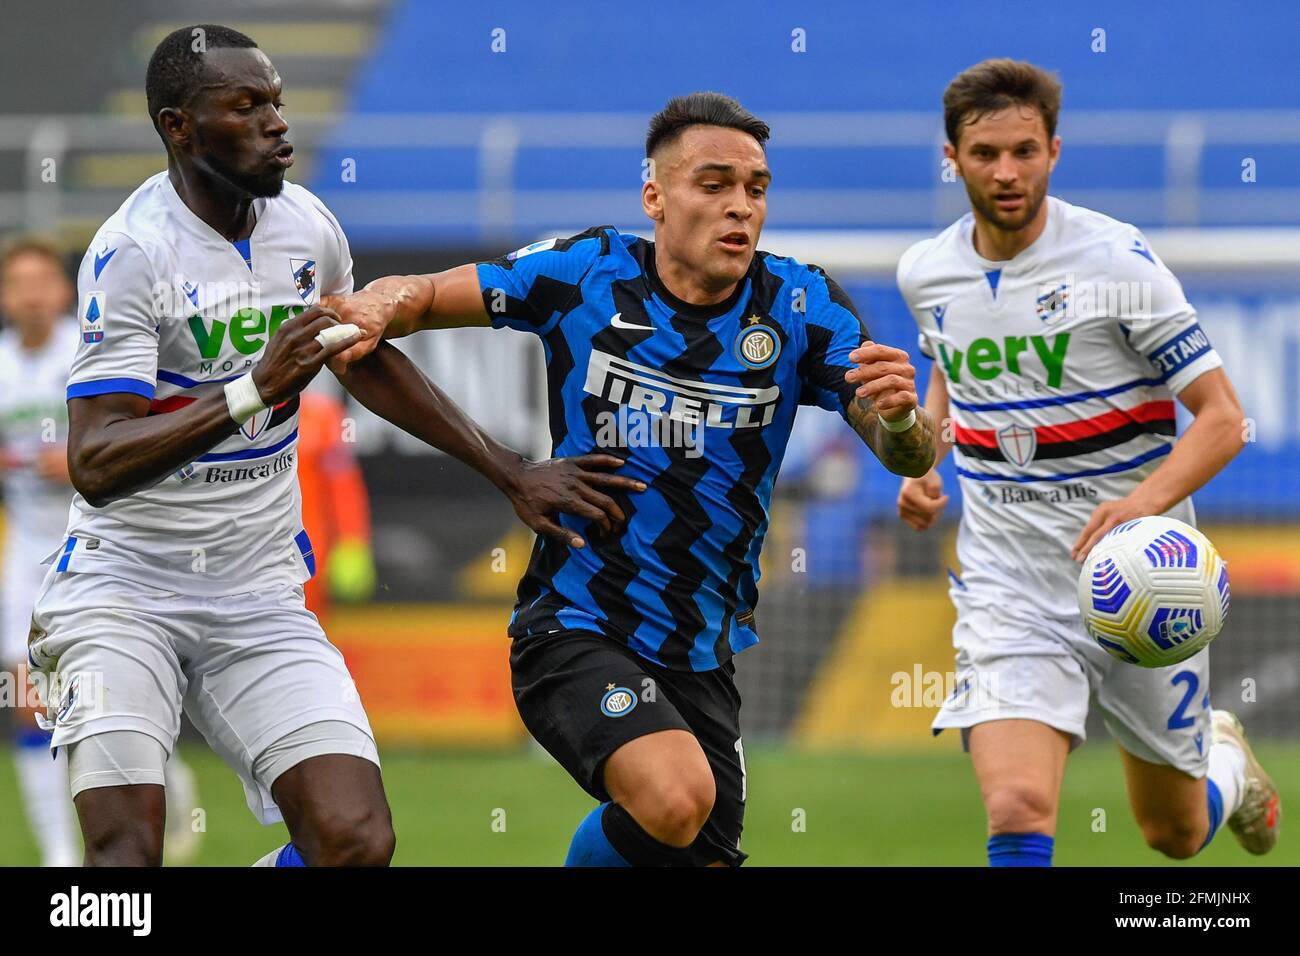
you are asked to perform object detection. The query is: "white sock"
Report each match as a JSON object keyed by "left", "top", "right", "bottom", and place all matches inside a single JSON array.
[
  {"left": 14, "top": 743, "right": 80, "bottom": 867},
  {"left": 1208, "top": 739, "right": 1247, "bottom": 821}
]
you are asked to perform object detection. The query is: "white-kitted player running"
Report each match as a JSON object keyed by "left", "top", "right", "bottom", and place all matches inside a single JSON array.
[
  {"left": 892, "top": 59, "right": 1280, "bottom": 866},
  {"left": 33, "top": 24, "right": 646, "bottom": 867}
]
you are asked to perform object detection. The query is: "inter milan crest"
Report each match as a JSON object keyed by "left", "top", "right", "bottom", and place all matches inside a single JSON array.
[
  {"left": 996, "top": 423, "right": 1037, "bottom": 467},
  {"left": 735, "top": 317, "right": 780, "bottom": 370},
  {"left": 600, "top": 685, "right": 637, "bottom": 718},
  {"left": 290, "top": 258, "right": 317, "bottom": 302}
]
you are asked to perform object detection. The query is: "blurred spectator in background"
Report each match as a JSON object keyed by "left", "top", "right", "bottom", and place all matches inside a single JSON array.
[
  {"left": 297, "top": 389, "right": 377, "bottom": 624},
  {"left": 0, "top": 236, "right": 81, "bottom": 865}
]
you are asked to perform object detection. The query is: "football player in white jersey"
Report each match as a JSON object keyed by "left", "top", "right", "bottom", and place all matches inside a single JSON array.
[
  {"left": 891, "top": 59, "right": 1279, "bottom": 865},
  {"left": 32, "top": 25, "right": 642, "bottom": 867}
]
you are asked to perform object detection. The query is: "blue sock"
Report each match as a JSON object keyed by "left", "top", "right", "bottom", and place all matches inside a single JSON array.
[
  {"left": 987, "top": 832, "right": 1054, "bottom": 867},
  {"left": 1199, "top": 778, "right": 1225, "bottom": 852},
  {"left": 565, "top": 803, "right": 630, "bottom": 867},
  {"left": 275, "top": 843, "right": 307, "bottom": 867}
]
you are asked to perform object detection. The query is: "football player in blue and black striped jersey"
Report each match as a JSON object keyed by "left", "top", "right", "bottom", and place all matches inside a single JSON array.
[{"left": 329, "top": 93, "right": 937, "bottom": 865}]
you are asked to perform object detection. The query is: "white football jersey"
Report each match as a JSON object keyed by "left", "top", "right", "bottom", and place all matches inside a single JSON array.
[
  {"left": 61, "top": 172, "right": 353, "bottom": 595},
  {"left": 899, "top": 197, "right": 1223, "bottom": 618},
  {"left": 0, "top": 319, "right": 79, "bottom": 554}
]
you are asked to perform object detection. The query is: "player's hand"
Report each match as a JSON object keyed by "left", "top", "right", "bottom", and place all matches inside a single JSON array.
[
  {"left": 321, "top": 290, "right": 391, "bottom": 371},
  {"left": 898, "top": 469, "right": 948, "bottom": 531},
  {"left": 845, "top": 341, "right": 919, "bottom": 424},
  {"left": 33, "top": 446, "right": 71, "bottom": 484},
  {"left": 503, "top": 454, "right": 648, "bottom": 549},
  {"left": 251, "top": 305, "right": 359, "bottom": 406},
  {"left": 1072, "top": 492, "right": 1159, "bottom": 562}
]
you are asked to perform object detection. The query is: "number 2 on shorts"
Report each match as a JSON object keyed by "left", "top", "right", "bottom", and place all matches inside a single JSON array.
[{"left": 1167, "top": 670, "right": 1199, "bottom": 730}]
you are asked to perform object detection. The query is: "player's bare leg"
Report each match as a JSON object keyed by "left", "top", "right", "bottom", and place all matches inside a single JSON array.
[
  {"left": 1119, "top": 747, "right": 1209, "bottom": 859},
  {"left": 270, "top": 754, "right": 395, "bottom": 866},
  {"left": 969, "top": 719, "right": 1071, "bottom": 865},
  {"left": 75, "top": 784, "right": 166, "bottom": 867},
  {"left": 1119, "top": 709, "right": 1277, "bottom": 859},
  {"left": 562, "top": 728, "right": 722, "bottom": 865},
  {"left": 604, "top": 729, "right": 716, "bottom": 849}
]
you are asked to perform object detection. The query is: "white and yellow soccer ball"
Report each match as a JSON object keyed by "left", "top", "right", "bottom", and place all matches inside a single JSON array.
[{"left": 1078, "top": 516, "right": 1230, "bottom": 668}]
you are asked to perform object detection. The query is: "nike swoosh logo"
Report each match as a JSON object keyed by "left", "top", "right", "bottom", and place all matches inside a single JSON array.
[
  {"left": 610, "top": 312, "right": 654, "bottom": 331},
  {"left": 93, "top": 248, "right": 116, "bottom": 280}
]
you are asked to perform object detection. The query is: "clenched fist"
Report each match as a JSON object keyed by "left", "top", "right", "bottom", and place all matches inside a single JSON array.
[
  {"left": 251, "top": 305, "right": 360, "bottom": 406},
  {"left": 898, "top": 469, "right": 949, "bottom": 531}
]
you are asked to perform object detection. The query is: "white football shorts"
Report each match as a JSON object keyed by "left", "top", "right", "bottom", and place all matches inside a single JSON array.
[
  {"left": 28, "top": 566, "right": 379, "bottom": 823},
  {"left": 931, "top": 582, "right": 1212, "bottom": 776}
]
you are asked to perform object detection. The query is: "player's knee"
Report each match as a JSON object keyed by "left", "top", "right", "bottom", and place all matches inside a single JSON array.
[
  {"left": 984, "top": 784, "right": 1056, "bottom": 834},
  {"left": 82, "top": 819, "right": 163, "bottom": 867},
  {"left": 307, "top": 802, "right": 395, "bottom": 866},
  {"left": 636, "top": 775, "right": 715, "bottom": 847},
  {"left": 1139, "top": 817, "right": 1203, "bottom": 860}
]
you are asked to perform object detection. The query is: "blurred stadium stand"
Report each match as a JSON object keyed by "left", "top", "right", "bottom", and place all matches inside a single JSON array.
[{"left": 0, "top": 0, "right": 1296, "bottom": 747}]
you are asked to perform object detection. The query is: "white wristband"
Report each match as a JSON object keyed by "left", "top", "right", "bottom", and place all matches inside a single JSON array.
[
  {"left": 224, "top": 372, "right": 267, "bottom": 425},
  {"left": 881, "top": 409, "right": 917, "bottom": 433}
]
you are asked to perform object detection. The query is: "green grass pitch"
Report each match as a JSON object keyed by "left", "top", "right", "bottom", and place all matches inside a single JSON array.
[{"left": 1, "top": 742, "right": 1295, "bottom": 866}]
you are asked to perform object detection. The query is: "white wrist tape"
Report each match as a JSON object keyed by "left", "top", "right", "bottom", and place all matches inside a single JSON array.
[
  {"left": 314, "top": 323, "right": 361, "bottom": 349},
  {"left": 881, "top": 409, "right": 917, "bottom": 433},
  {"left": 224, "top": 372, "right": 267, "bottom": 425}
]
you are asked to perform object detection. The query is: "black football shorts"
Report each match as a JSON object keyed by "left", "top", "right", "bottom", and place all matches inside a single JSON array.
[{"left": 510, "top": 627, "right": 747, "bottom": 866}]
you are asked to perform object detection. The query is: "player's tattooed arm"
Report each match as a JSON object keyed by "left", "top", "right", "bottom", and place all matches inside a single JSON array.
[
  {"left": 335, "top": 342, "right": 645, "bottom": 548},
  {"left": 845, "top": 395, "right": 937, "bottom": 478},
  {"left": 843, "top": 342, "right": 937, "bottom": 478}
]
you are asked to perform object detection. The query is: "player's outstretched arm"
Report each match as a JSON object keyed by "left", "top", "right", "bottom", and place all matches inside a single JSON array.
[
  {"left": 843, "top": 341, "right": 938, "bottom": 478},
  {"left": 323, "top": 264, "right": 489, "bottom": 367},
  {"left": 334, "top": 341, "right": 646, "bottom": 549},
  {"left": 68, "top": 306, "right": 356, "bottom": 506},
  {"left": 1071, "top": 367, "right": 1245, "bottom": 560}
]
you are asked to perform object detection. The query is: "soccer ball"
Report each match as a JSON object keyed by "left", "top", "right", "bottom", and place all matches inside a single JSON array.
[{"left": 1077, "top": 516, "right": 1230, "bottom": 668}]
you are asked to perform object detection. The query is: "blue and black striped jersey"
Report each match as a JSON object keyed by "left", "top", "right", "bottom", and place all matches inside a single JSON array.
[{"left": 478, "top": 226, "right": 869, "bottom": 672}]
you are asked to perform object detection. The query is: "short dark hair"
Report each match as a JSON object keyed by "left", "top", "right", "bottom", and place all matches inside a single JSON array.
[
  {"left": 943, "top": 59, "right": 1062, "bottom": 146},
  {"left": 145, "top": 24, "right": 259, "bottom": 143},
  {"left": 0, "top": 234, "right": 66, "bottom": 277},
  {"left": 645, "top": 92, "right": 770, "bottom": 158}
]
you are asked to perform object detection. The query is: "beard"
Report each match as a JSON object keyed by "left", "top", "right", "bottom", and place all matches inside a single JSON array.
[
  {"left": 197, "top": 145, "right": 285, "bottom": 199},
  {"left": 967, "top": 178, "right": 1048, "bottom": 233}
]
